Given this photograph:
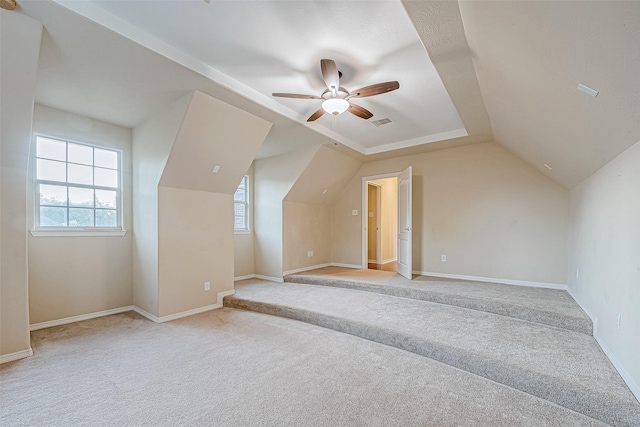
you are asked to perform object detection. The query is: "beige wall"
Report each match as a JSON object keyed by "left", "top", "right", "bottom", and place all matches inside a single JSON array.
[
  {"left": 27, "top": 105, "right": 133, "bottom": 324},
  {"left": 234, "top": 163, "right": 254, "bottom": 278},
  {"left": 134, "top": 91, "right": 269, "bottom": 316},
  {"left": 158, "top": 187, "right": 233, "bottom": 317},
  {"left": 132, "top": 93, "right": 192, "bottom": 316},
  {"left": 0, "top": 10, "right": 42, "bottom": 359},
  {"left": 254, "top": 147, "right": 318, "bottom": 278},
  {"left": 371, "top": 177, "right": 398, "bottom": 263},
  {"left": 568, "top": 138, "right": 640, "bottom": 395},
  {"left": 283, "top": 202, "right": 331, "bottom": 273},
  {"left": 332, "top": 142, "right": 568, "bottom": 284}
]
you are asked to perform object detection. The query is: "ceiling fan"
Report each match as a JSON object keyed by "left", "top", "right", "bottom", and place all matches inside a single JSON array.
[{"left": 272, "top": 59, "right": 399, "bottom": 122}]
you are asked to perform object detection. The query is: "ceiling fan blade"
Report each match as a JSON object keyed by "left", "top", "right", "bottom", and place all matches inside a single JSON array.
[
  {"left": 320, "top": 59, "right": 340, "bottom": 90},
  {"left": 272, "top": 93, "right": 320, "bottom": 99},
  {"left": 350, "top": 81, "right": 400, "bottom": 98},
  {"left": 347, "top": 103, "right": 373, "bottom": 120},
  {"left": 307, "top": 108, "right": 326, "bottom": 122}
]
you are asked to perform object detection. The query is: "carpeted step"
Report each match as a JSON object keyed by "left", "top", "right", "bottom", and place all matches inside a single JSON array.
[
  {"left": 225, "top": 280, "right": 640, "bottom": 427},
  {"left": 284, "top": 270, "right": 592, "bottom": 335}
]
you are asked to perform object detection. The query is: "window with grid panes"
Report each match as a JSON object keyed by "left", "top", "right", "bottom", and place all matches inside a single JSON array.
[
  {"left": 234, "top": 175, "right": 249, "bottom": 232},
  {"left": 35, "top": 135, "right": 122, "bottom": 229}
]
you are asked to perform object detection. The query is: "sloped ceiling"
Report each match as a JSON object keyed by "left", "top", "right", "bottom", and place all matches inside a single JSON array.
[
  {"left": 458, "top": 1, "right": 640, "bottom": 188},
  {"left": 13, "top": 1, "right": 640, "bottom": 189}
]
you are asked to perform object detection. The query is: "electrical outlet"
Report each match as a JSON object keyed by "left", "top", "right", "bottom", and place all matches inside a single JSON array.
[
  {"left": 307, "top": 251, "right": 313, "bottom": 257},
  {"left": 352, "top": 210, "right": 358, "bottom": 216},
  {"left": 204, "top": 281, "right": 211, "bottom": 291},
  {"left": 616, "top": 313, "right": 621, "bottom": 331},
  {"left": 441, "top": 255, "right": 447, "bottom": 262}
]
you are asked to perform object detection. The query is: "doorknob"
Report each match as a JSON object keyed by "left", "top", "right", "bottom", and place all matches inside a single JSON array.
[{"left": 404, "top": 227, "right": 411, "bottom": 231}]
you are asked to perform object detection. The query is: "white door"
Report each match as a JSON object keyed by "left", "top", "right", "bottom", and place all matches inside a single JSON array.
[{"left": 397, "top": 166, "right": 412, "bottom": 279}]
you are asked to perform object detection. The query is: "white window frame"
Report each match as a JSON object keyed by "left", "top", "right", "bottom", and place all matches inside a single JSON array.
[
  {"left": 31, "top": 134, "right": 126, "bottom": 237},
  {"left": 234, "top": 175, "right": 250, "bottom": 234}
]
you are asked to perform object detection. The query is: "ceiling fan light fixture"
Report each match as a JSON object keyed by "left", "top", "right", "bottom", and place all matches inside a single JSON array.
[{"left": 322, "top": 98, "right": 349, "bottom": 115}]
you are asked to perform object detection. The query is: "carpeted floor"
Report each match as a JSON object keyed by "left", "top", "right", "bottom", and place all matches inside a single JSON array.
[
  {"left": 286, "top": 267, "right": 593, "bottom": 334},
  {"left": 226, "top": 280, "right": 640, "bottom": 426},
  {"left": 0, "top": 309, "right": 609, "bottom": 426}
]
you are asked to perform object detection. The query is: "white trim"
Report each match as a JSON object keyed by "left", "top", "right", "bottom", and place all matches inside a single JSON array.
[
  {"left": 382, "top": 257, "right": 397, "bottom": 264},
  {"left": 132, "top": 306, "right": 159, "bottom": 323},
  {"left": 368, "top": 259, "right": 377, "bottom": 264},
  {"left": 156, "top": 290, "right": 235, "bottom": 322},
  {"left": 566, "top": 287, "right": 638, "bottom": 401},
  {"left": 30, "top": 229, "right": 127, "bottom": 237},
  {"left": 594, "top": 330, "right": 640, "bottom": 402},
  {"left": 362, "top": 172, "right": 403, "bottom": 270},
  {"left": 283, "top": 263, "right": 331, "bottom": 276},
  {"left": 254, "top": 274, "right": 284, "bottom": 283},
  {"left": 364, "top": 128, "right": 468, "bottom": 155},
  {"left": 134, "top": 290, "right": 235, "bottom": 323},
  {"left": 567, "top": 287, "right": 597, "bottom": 329},
  {"left": 234, "top": 274, "right": 256, "bottom": 281},
  {"left": 0, "top": 348, "right": 34, "bottom": 364},
  {"left": 30, "top": 306, "right": 134, "bottom": 331},
  {"left": 412, "top": 271, "right": 567, "bottom": 290},
  {"left": 331, "top": 263, "right": 364, "bottom": 269}
]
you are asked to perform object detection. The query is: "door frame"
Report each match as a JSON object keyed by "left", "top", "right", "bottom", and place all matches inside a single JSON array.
[
  {"left": 367, "top": 182, "right": 382, "bottom": 265},
  {"left": 361, "top": 172, "right": 400, "bottom": 269}
]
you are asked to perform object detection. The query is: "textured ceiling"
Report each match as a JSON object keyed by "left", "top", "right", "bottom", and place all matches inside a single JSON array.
[
  {"left": 16, "top": 0, "right": 640, "bottom": 188},
  {"left": 47, "top": 0, "right": 469, "bottom": 155},
  {"left": 459, "top": 1, "right": 640, "bottom": 188}
]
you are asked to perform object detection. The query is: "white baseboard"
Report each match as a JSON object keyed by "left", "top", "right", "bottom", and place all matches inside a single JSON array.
[
  {"left": 413, "top": 270, "right": 567, "bottom": 290},
  {"left": 331, "top": 263, "right": 364, "bottom": 269},
  {"left": 30, "top": 306, "right": 135, "bottom": 331},
  {"left": 132, "top": 306, "right": 159, "bottom": 323},
  {"left": 594, "top": 330, "right": 640, "bottom": 402},
  {"left": 567, "top": 287, "right": 597, "bottom": 330},
  {"left": 382, "top": 257, "right": 397, "bottom": 265},
  {"left": 234, "top": 274, "right": 256, "bottom": 281},
  {"left": 567, "top": 287, "right": 639, "bottom": 402},
  {"left": 135, "top": 289, "right": 236, "bottom": 323},
  {"left": 0, "top": 347, "right": 33, "bottom": 364},
  {"left": 254, "top": 274, "right": 284, "bottom": 283},
  {"left": 283, "top": 263, "right": 331, "bottom": 276}
]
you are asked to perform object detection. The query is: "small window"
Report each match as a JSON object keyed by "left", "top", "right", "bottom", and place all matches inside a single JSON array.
[
  {"left": 234, "top": 175, "right": 249, "bottom": 232},
  {"left": 34, "top": 135, "right": 122, "bottom": 229}
]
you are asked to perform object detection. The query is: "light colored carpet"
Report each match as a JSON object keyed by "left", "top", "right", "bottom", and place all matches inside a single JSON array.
[
  {"left": 226, "top": 280, "right": 640, "bottom": 426},
  {"left": 286, "top": 267, "right": 592, "bottom": 334},
  {"left": 1, "top": 310, "right": 608, "bottom": 427}
]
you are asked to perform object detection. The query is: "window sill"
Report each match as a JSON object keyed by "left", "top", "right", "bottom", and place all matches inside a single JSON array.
[
  {"left": 30, "top": 229, "right": 128, "bottom": 237},
  {"left": 234, "top": 230, "right": 251, "bottom": 235}
]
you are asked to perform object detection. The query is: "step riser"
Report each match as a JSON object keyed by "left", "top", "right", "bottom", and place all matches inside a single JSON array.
[
  {"left": 285, "top": 276, "right": 593, "bottom": 335},
  {"left": 225, "top": 295, "right": 637, "bottom": 427}
]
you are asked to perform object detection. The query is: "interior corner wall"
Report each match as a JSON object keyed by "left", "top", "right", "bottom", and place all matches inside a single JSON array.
[
  {"left": 0, "top": 10, "right": 42, "bottom": 359},
  {"left": 234, "top": 163, "right": 254, "bottom": 278},
  {"left": 28, "top": 105, "right": 133, "bottom": 324},
  {"left": 282, "top": 201, "right": 331, "bottom": 272},
  {"left": 253, "top": 146, "right": 319, "bottom": 279},
  {"left": 331, "top": 142, "right": 569, "bottom": 284},
  {"left": 568, "top": 138, "right": 640, "bottom": 397},
  {"left": 158, "top": 187, "right": 233, "bottom": 317},
  {"left": 132, "top": 93, "right": 193, "bottom": 317}
]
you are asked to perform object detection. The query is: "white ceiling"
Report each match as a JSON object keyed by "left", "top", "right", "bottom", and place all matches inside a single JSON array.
[
  {"left": 42, "top": 0, "right": 467, "bottom": 155},
  {"left": 14, "top": 1, "right": 640, "bottom": 188}
]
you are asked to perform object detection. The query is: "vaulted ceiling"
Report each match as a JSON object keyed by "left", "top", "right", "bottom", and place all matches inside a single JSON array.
[{"left": 15, "top": 0, "right": 640, "bottom": 188}]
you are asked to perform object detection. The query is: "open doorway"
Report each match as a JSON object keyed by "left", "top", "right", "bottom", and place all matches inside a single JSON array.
[{"left": 364, "top": 176, "right": 398, "bottom": 272}]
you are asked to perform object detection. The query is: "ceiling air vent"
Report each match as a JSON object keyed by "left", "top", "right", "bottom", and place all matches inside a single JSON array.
[{"left": 372, "top": 118, "right": 393, "bottom": 127}]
